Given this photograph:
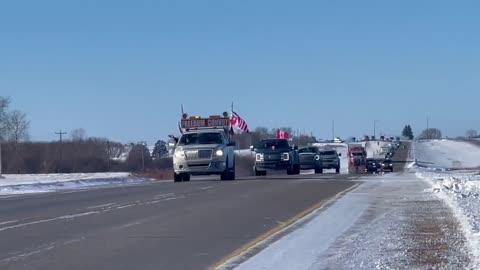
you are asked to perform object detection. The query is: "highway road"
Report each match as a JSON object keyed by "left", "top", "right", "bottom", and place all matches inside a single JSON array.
[
  {"left": 0, "top": 173, "right": 356, "bottom": 270},
  {"left": 0, "top": 143, "right": 410, "bottom": 270}
]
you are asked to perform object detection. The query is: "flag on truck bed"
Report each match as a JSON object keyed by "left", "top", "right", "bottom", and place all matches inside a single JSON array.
[{"left": 230, "top": 111, "right": 249, "bottom": 134}]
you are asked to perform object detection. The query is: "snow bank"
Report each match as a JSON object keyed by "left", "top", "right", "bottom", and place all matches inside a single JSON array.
[
  {"left": 415, "top": 140, "right": 480, "bottom": 169},
  {"left": 0, "top": 173, "right": 148, "bottom": 195},
  {"left": 415, "top": 140, "right": 480, "bottom": 267},
  {"left": 418, "top": 170, "right": 480, "bottom": 268}
]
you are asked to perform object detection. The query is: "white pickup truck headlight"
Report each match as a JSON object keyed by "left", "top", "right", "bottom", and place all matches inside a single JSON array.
[
  {"left": 282, "top": 153, "right": 290, "bottom": 161},
  {"left": 215, "top": 149, "right": 224, "bottom": 157},
  {"left": 175, "top": 151, "right": 185, "bottom": 159}
]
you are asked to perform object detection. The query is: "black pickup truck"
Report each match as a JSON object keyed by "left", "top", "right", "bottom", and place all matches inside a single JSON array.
[{"left": 251, "top": 139, "right": 300, "bottom": 176}]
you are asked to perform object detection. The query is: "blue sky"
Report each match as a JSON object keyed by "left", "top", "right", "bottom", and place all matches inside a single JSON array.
[{"left": 1, "top": 1, "right": 479, "bottom": 144}]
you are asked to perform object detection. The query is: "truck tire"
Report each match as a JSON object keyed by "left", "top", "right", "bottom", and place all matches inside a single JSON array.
[
  {"left": 336, "top": 167, "right": 340, "bottom": 174},
  {"left": 254, "top": 167, "right": 266, "bottom": 177},
  {"left": 315, "top": 167, "right": 323, "bottom": 174},
  {"left": 294, "top": 164, "right": 301, "bottom": 175},
  {"left": 174, "top": 173, "right": 183, "bottom": 182},
  {"left": 183, "top": 173, "right": 191, "bottom": 182},
  {"left": 221, "top": 170, "right": 229, "bottom": 181}
]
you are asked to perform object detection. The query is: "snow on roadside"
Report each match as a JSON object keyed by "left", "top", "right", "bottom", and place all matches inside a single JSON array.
[
  {"left": 418, "top": 169, "right": 480, "bottom": 268},
  {"left": 0, "top": 173, "right": 149, "bottom": 195},
  {"left": 414, "top": 140, "right": 480, "bottom": 268}
]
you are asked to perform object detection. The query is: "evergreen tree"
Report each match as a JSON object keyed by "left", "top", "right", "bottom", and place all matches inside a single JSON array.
[
  {"left": 152, "top": 140, "right": 168, "bottom": 158},
  {"left": 402, "top": 125, "right": 414, "bottom": 140}
]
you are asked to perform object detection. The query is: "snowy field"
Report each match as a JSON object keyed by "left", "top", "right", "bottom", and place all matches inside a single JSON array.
[
  {"left": 0, "top": 173, "right": 149, "bottom": 195},
  {"left": 415, "top": 140, "right": 480, "bottom": 169},
  {"left": 415, "top": 140, "right": 480, "bottom": 268}
]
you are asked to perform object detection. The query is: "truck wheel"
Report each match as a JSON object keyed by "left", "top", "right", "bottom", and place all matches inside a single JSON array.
[
  {"left": 174, "top": 173, "right": 182, "bottom": 182},
  {"left": 221, "top": 170, "right": 229, "bottom": 181},
  {"left": 183, "top": 173, "right": 191, "bottom": 182},
  {"left": 287, "top": 167, "right": 293, "bottom": 175},
  {"left": 294, "top": 165, "right": 301, "bottom": 175},
  {"left": 254, "top": 167, "right": 265, "bottom": 177},
  {"left": 336, "top": 167, "right": 340, "bottom": 174},
  {"left": 315, "top": 167, "right": 323, "bottom": 174}
]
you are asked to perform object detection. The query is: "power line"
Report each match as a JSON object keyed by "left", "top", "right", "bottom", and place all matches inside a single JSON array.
[{"left": 55, "top": 130, "right": 67, "bottom": 142}]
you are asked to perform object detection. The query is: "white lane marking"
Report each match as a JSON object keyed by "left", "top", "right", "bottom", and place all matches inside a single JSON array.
[
  {"left": 87, "top": 203, "right": 115, "bottom": 209},
  {"left": 0, "top": 220, "right": 18, "bottom": 226},
  {"left": 145, "top": 197, "right": 178, "bottom": 205},
  {"left": 115, "top": 204, "right": 135, "bottom": 209},
  {"left": 0, "top": 237, "right": 85, "bottom": 263},
  {"left": 154, "top": 192, "right": 175, "bottom": 199},
  {"left": 0, "top": 211, "right": 100, "bottom": 232},
  {"left": 200, "top": 186, "right": 214, "bottom": 190}
]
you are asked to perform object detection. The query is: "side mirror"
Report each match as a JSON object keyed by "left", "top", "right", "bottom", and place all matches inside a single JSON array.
[
  {"left": 227, "top": 141, "right": 236, "bottom": 147},
  {"left": 249, "top": 145, "right": 255, "bottom": 151},
  {"left": 292, "top": 145, "right": 298, "bottom": 150}
]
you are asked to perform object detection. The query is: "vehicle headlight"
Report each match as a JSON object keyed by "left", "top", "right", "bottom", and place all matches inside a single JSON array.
[
  {"left": 390, "top": 164, "right": 393, "bottom": 166},
  {"left": 315, "top": 155, "right": 320, "bottom": 161},
  {"left": 282, "top": 152, "right": 290, "bottom": 161},
  {"left": 175, "top": 150, "right": 185, "bottom": 159},
  {"left": 256, "top": 153, "right": 264, "bottom": 162},
  {"left": 215, "top": 149, "right": 224, "bottom": 157}
]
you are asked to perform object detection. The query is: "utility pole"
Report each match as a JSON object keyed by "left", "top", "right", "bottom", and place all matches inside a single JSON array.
[
  {"left": 140, "top": 141, "right": 147, "bottom": 172},
  {"left": 426, "top": 116, "right": 430, "bottom": 140},
  {"left": 332, "top": 120, "right": 335, "bottom": 141},
  {"left": 55, "top": 130, "right": 67, "bottom": 142}
]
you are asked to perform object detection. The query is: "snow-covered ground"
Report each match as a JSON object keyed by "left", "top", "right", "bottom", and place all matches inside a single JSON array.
[
  {"left": 415, "top": 140, "right": 480, "bottom": 268},
  {"left": 415, "top": 139, "right": 480, "bottom": 169},
  {"left": 0, "top": 173, "right": 148, "bottom": 195},
  {"left": 219, "top": 173, "right": 469, "bottom": 270}
]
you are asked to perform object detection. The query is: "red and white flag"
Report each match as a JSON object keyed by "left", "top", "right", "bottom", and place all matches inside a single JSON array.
[
  {"left": 230, "top": 111, "right": 249, "bottom": 134},
  {"left": 276, "top": 129, "right": 289, "bottom": 139}
]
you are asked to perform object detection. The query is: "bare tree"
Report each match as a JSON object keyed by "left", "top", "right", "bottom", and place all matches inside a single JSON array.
[
  {"left": 466, "top": 129, "right": 478, "bottom": 139},
  {"left": 70, "top": 128, "right": 87, "bottom": 141},
  {"left": 5, "top": 110, "right": 30, "bottom": 143},
  {"left": 418, "top": 128, "right": 442, "bottom": 140}
]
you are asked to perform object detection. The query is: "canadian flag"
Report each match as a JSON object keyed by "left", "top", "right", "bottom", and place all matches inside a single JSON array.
[{"left": 276, "top": 129, "right": 289, "bottom": 139}]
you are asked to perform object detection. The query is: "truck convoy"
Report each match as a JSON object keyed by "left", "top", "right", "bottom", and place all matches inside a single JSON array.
[
  {"left": 172, "top": 113, "right": 236, "bottom": 182},
  {"left": 348, "top": 144, "right": 367, "bottom": 174}
]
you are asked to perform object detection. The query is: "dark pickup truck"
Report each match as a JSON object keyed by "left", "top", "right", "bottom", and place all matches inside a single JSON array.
[{"left": 251, "top": 139, "right": 300, "bottom": 176}]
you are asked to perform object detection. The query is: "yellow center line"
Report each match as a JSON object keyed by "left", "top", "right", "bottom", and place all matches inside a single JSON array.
[{"left": 209, "top": 183, "right": 361, "bottom": 270}]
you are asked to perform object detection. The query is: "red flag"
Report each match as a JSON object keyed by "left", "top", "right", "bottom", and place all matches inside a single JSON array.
[{"left": 276, "top": 129, "right": 289, "bottom": 139}]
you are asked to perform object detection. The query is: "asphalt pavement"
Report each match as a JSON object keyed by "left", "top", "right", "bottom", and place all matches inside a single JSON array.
[{"left": 0, "top": 173, "right": 356, "bottom": 270}]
